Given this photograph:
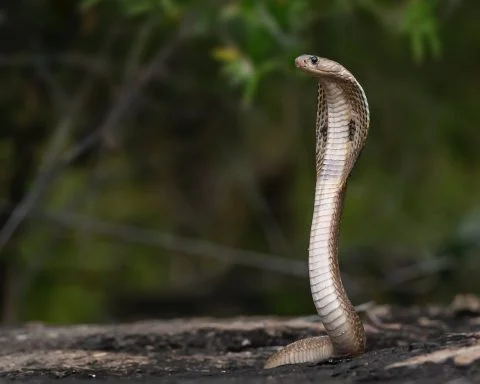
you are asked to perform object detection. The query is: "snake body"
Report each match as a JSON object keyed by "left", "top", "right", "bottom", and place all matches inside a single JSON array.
[{"left": 264, "top": 55, "right": 370, "bottom": 369}]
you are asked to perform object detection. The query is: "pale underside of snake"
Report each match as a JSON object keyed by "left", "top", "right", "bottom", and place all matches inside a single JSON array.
[{"left": 264, "top": 55, "right": 370, "bottom": 369}]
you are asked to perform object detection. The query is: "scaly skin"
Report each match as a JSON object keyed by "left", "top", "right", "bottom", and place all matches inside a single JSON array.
[{"left": 264, "top": 55, "right": 370, "bottom": 369}]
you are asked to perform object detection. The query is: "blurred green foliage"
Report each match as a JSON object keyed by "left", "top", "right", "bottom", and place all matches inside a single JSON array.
[{"left": 0, "top": 0, "right": 479, "bottom": 324}]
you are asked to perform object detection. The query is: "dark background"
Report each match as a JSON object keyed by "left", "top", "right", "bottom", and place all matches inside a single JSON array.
[{"left": 0, "top": 0, "right": 478, "bottom": 324}]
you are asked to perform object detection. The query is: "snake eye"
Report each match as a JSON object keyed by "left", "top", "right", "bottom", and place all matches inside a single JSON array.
[{"left": 310, "top": 56, "right": 318, "bottom": 64}]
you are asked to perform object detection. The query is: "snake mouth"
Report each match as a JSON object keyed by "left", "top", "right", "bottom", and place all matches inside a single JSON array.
[{"left": 295, "top": 56, "right": 308, "bottom": 69}]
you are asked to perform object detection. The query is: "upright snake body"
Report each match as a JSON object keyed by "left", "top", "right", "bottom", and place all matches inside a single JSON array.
[{"left": 264, "top": 55, "right": 370, "bottom": 369}]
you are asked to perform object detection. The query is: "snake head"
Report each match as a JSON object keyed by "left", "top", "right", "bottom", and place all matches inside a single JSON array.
[{"left": 295, "top": 55, "right": 348, "bottom": 78}]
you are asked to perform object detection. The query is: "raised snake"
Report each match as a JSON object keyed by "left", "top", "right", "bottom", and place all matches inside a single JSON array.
[{"left": 264, "top": 55, "right": 370, "bottom": 369}]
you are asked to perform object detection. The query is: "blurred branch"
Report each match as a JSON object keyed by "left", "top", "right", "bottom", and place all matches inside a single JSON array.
[
  {"left": 0, "top": 81, "right": 92, "bottom": 259},
  {"left": 123, "top": 14, "right": 158, "bottom": 80},
  {"left": 99, "top": 15, "right": 192, "bottom": 147},
  {"left": 30, "top": 208, "right": 308, "bottom": 278},
  {"left": 0, "top": 15, "right": 193, "bottom": 257},
  {"left": 21, "top": 205, "right": 464, "bottom": 287},
  {"left": 0, "top": 53, "right": 110, "bottom": 76},
  {"left": 14, "top": 145, "right": 111, "bottom": 313},
  {"left": 385, "top": 257, "right": 451, "bottom": 287}
]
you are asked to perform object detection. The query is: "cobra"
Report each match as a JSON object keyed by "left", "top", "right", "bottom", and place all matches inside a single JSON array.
[{"left": 264, "top": 55, "right": 370, "bottom": 369}]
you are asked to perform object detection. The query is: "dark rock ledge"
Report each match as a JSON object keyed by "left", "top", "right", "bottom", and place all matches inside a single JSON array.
[{"left": 0, "top": 295, "right": 479, "bottom": 383}]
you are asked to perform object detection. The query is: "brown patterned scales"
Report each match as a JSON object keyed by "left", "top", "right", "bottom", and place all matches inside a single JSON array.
[{"left": 264, "top": 56, "right": 370, "bottom": 369}]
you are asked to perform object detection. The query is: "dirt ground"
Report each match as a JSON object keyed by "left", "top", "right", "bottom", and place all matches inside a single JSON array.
[{"left": 0, "top": 294, "right": 478, "bottom": 383}]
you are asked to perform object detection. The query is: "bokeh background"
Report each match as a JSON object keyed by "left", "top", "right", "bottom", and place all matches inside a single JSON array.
[{"left": 0, "top": 0, "right": 479, "bottom": 324}]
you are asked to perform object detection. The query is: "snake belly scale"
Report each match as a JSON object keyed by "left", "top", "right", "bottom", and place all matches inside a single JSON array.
[{"left": 264, "top": 55, "right": 370, "bottom": 369}]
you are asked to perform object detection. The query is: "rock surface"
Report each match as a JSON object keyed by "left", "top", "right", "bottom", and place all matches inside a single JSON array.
[{"left": 0, "top": 295, "right": 479, "bottom": 383}]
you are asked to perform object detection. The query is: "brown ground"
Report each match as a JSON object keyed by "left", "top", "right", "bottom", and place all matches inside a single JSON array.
[{"left": 0, "top": 295, "right": 479, "bottom": 383}]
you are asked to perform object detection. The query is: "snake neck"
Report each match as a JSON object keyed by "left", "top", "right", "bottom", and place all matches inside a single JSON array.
[{"left": 308, "top": 81, "right": 366, "bottom": 355}]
